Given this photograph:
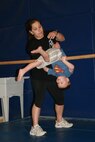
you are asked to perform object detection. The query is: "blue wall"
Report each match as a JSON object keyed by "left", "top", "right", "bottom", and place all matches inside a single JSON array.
[{"left": 0, "top": 0, "right": 95, "bottom": 120}]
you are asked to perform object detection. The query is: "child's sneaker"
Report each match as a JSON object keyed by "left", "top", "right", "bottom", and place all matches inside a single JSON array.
[
  {"left": 30, "top": 124, "right": 47, "bottom": 136},
  {"left": 55, "top": 118, "right": 73, "bottom": 128}
]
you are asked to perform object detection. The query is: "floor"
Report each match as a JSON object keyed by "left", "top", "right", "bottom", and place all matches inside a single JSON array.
[{"left": 0, "top": 117, "right": 95, "bottom": 142}]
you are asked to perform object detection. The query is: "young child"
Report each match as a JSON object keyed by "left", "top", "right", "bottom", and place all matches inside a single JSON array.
[
  {"left": 43, "top": 55, "right": 74, "bottom": 88},
  {"left": 17, "top": 41, "right": 74, "bottom": 89}
]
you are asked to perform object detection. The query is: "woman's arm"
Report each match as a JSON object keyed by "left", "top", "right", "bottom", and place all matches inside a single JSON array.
[{"left": 47, "top": 31, "right": 65, "bottom": 42}]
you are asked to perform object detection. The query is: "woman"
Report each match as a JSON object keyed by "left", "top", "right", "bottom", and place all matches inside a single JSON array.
[{"left": 25, "top": 18, "right": 73, "bottom": 137}]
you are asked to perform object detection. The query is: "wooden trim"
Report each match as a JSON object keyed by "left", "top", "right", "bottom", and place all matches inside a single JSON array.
[{"left": 0, "top": 54, "right": 95, "bottom": 65}]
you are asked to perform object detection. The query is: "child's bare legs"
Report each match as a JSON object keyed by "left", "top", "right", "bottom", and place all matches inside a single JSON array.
[
  {"left": 17, "top": 60, "right": 42, "bottom": 81},
  {"left": 53, "top": 42, "right": 61, "bottom": 48},
  {"left": 31, "top": 46, "right": 50, "bottom": 62},
  {"left": 17, "top": 69, "right": 25, "bottom": 81}
]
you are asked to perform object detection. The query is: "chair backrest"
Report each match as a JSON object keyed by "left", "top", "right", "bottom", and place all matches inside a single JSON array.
[{"left": 0, "top": 77, "right": 24, "bottom": 98}]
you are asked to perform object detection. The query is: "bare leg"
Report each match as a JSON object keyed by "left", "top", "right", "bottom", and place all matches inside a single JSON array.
[
  {"left": 32, "top": 104, "right": 41, "bottom": 126},
  {"left": 55, "top": 104, "right": 64, "bottom": 122},
  {"left": 30, "top": 104, "right": 47, "bottom": 136},
  {"left": 31, "top": 46, "right": 50, "bottom": 62},
  {"left": 55, "top": 104, "right": 73, "bottom": 128},
  {"left": 17, "top": 60, "right": 41, "bottom": 81},
  {"left": 17, "top": 69, "right": 25, "bottom": 81}
]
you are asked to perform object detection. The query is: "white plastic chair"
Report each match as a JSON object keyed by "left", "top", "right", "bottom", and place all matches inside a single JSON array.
[{"left": 0, "top": 77, "right": 24, "bottom": 121}]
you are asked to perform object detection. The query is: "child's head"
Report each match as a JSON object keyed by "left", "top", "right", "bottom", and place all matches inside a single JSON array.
[
  {"left": 25, "top": 19, "right": 44, "bottom": 39},
  {"left": 56, "top": 76, "right": 70, "bottom": 89}
]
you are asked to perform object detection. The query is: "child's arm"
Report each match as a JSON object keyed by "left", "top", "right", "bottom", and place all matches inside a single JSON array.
[
  {"left": 61, "top": 56, "right": 75, "bottom": 73},
  {"left": 43, "top": 67, "right": 56, "bottom": 76}
]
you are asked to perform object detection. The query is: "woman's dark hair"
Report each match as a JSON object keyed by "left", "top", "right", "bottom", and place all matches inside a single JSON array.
[{"left": 25, "top": 18, "right": 41, "bottom": 39}]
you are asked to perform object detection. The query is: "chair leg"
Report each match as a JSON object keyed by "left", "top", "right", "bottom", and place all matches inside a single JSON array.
[
  {"left": 20, "top": 95, "right": 24, "bottom": 118},
  {"left": 1, "top": 96, "right": 9, "bottom": 122}
]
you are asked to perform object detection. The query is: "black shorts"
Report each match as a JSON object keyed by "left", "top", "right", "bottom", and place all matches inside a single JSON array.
[{"left": 31, "top": 79, "right": 64, "bottom": 108}]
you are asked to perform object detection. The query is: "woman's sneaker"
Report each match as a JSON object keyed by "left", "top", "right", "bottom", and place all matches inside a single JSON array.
[
  {"left": 55, "top": 118, "right": 73, "bottom": 128},
  {"left": 30, "top": 124, "right": 47, "bottom": 136}
]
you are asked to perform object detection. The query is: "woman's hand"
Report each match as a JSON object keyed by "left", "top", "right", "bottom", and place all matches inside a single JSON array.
[
  {"left": 43, "top": 67, "right": 49, "bottom": 72},
  {"left": 47, "top": 31, "right": 58, "bottom": 39},
  {"left": 48, "top": 31, "right": 65, "bottom": 42}
]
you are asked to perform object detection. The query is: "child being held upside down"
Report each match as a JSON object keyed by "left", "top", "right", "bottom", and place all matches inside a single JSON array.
[{"left": 17, "top": 42, "right": 74, "bottom": 89}]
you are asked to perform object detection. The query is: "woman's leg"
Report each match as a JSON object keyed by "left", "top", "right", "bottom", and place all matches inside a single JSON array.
[
  {"left": 31, "top": 80, "right": 46, "bottom": 126},
  {"left": 30, "top": 80, "right": 47, "bottom": 136},
  {"left": 32, "top": 104, "right": 41, "bottom": 126},
  {"left": 55, "top": 104, "right": 64, "bottom": 122}
]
